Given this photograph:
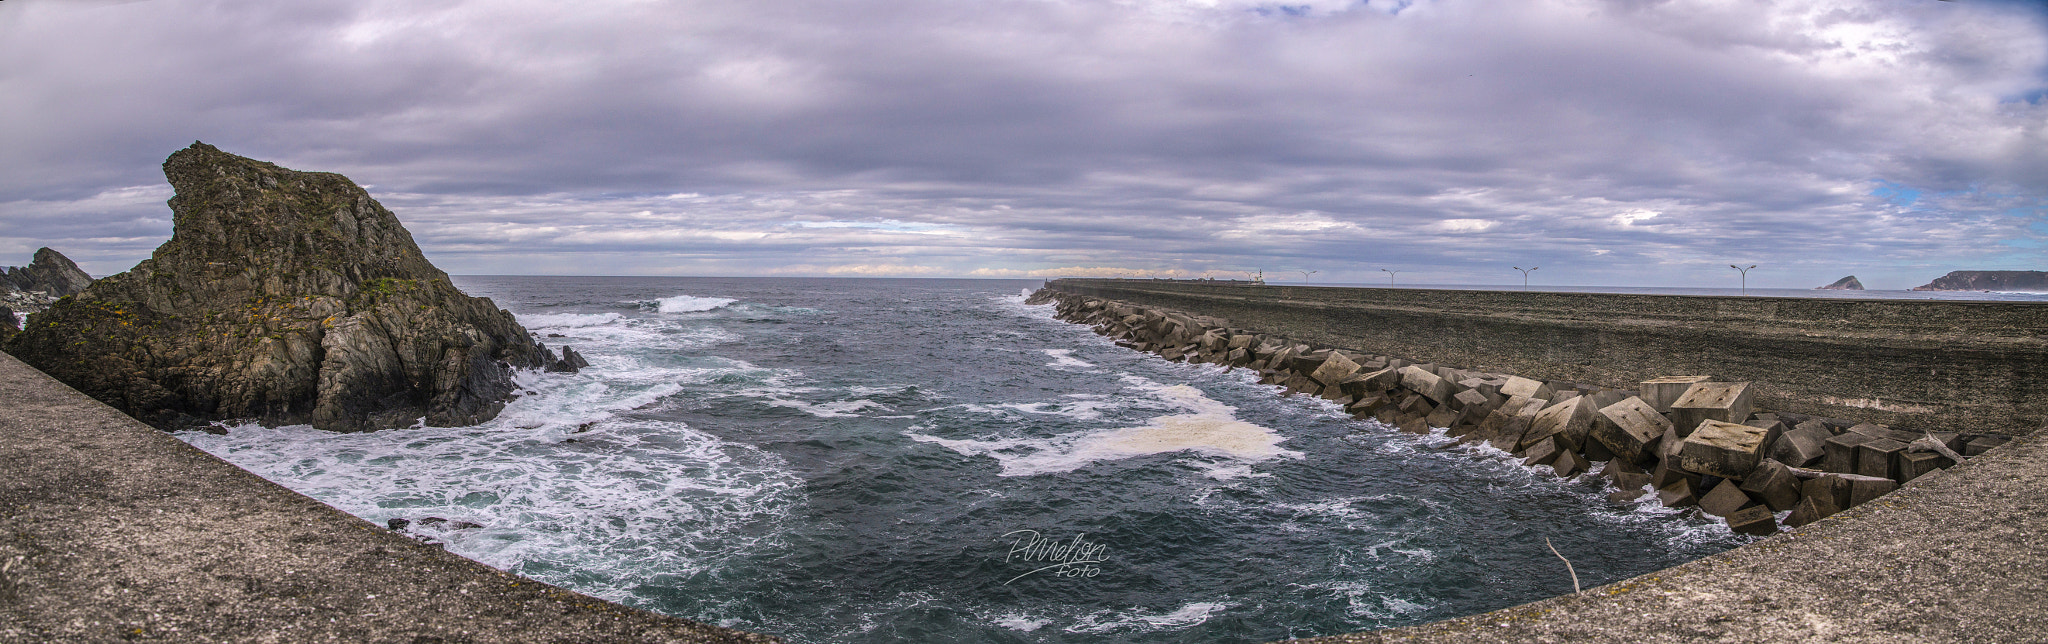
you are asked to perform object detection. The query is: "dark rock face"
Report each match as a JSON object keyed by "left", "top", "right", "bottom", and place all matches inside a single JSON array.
[
  {"left": 3, "top": 142, "right": 549, "bottom": 431},
  {"left": 1911, "top": 270, "right": 2048, "bottom": 292},
  {"left": 1816, "top": 275, "right": 1864, "bottom": 290},
  {"left": 1, "top": 247, "right": 95, "bottom": 315}
]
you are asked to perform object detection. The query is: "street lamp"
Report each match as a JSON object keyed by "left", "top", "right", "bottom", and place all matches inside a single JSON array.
[
  {"left": 1299, "top": 270, "right": 1317, "bottom": 283},
  {"left": 1730, "top": 264, "right": 1757, "bottom": 295},
  {"left": 1380, "top": 268, "right": 1400, "bottom": 286},
  {"left": 1513, "top": 266, "right": 1539, "bottom": 288}
]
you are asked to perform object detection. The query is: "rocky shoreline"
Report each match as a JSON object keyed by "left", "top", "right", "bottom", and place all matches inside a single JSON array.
[{"left": 1029, "top": 288, "right": 2011, "bottom": 535}]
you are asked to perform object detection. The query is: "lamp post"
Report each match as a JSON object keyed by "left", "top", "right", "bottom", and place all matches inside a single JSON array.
[
  {"left": 1513, "top": 266, "right": 1538, "bottom": 288},
  {"left": 1299, "top": 270, "right": 1317, "bottom": 284},
  {"left": 1380, "top": 268, "right": 1399, "bottom": 287},
  {"left": 1730, "top": 264, "right": 1756, "bottom": 295}
]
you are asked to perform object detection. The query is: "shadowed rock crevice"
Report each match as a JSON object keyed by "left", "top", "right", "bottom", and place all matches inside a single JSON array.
[{"left": 4, "top": 142, "right": 552, "bottom": 432}]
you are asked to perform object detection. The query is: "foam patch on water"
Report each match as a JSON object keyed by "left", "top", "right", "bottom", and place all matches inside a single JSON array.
[
  {"left": 910, "top": 378, "right": 1301, "bottom": 479},
  {"left": 647, "top": 294, "right": 738, "bottom": 313},
  {"left": 1066, "top": 601, "right": 1232, "bottom": 634},
  {"left": 1042, "top": 348, "right": 1095, "bottom": 368},
  {"left": 519, "top": 312, "right": 626, "bottom": 328}
]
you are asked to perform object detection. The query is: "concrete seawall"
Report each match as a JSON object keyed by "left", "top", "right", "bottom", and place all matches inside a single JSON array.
[
  {"left": 0, "top": 351, "right": 778, "bottom": 643},
  {"left": 1044, "top": 279, "right": 2048, "bottom": 435}
]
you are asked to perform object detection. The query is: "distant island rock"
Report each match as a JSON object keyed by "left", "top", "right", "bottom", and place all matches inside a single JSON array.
[
  {"left": 3, "top": 142, "right": 583, "bottom": 431},
  {"left": 1, "top": 247, "right": 94, "bottom": 312},
  {"left": 1815, "top": 275, "right": 1864, "bottom": 290},
  {"left": 1909, "top": 270, "right": 2048, "bottom": 292}
]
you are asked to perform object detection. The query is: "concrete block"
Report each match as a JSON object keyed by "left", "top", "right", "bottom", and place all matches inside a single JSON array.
[
  {"left": 1846, "top": 475, "right": 1897, "bottom": 508},
  {"left": 1822, "top": 432, "right": 1874, "bottom": 474},
  {"left": 1398, "top": 394, "right": 1433, "bottom": 417},
  {"left": 1855, "top": 438, "right": 1907, "bottom": 481},
  {"left": 1499, "top": 376, "right": 1554, "bottom": 401},
  {"left": 1898, "top": 450, "right": 1952, "bottom": 482},
  {"left": 1678, "top": 419, "right": 1779, "bottom": 479},
  {"left": 1373, "top": 405, "right": 1399, "bottom": 425},
  {"left": 1452, "top": 388, "right": 1492, "bottom": 413},
  {"left": 1282, "top": 374, "right": 1321, "bottom": 396},
  {"left": 1424, "top": 404, "right": 1465, "bottom": 429},
  {"left": 1550, "top": 449, "right": 1589, "bottom": 478},
  {"left": 1698, "top": 479, "right": 1753, "bottom": 517},
  {"left": 1592, "top": 396, "right": 1671, "bottom": 463},
  {"left": 1493, "top": 397, "right": 1548, "bottom": 452},
  {"left": 1724, "top": 505, "right": 1778, "bottom": 536},
  {"left": 1965, "top": 434, "right": 2012, "bottom": 456},
  {"left": 1582, "top": 438, "right": 1614, "bottom": 463},
  {"left": 1803, "top": 474, "right": 1852, "bottom": 510},
  {"left": 1640, "top": 375, "right": 1712, "bottom": 413},
  {"left": 1398, "top": 365, "right": 1455, "bottom": 404},
  {"left": 1783, "top": 493, "right": 1840, "bottom": 528},
  {"left": 1767, "top": 420, "right": 1831, "bottom": 468},
  {"left": 1397, "top": 415, "right": 1430, "bottom": 435},
  {"left": 1652, "top": 457, "right": 1702, "bottom": 490},
  {"left": 1587, "top": 390, "right": 1628, "bottom": 410},
  {"left": 1669, "top": 382, "right": 1754, "bottom": 437},
  {"left": 1225, "top": 347, "right": 1251, "bottom": 365},
  {"left": 1521, "top": 436, "right": 1560, "bottom": 466},
  {"left": 1739, "top": 459, "right": 1802, "bottom": 512},
  {"left": 1309, "top": 351, "right": 1361, "bottom": 387},
  {"left": 1656, "top": 479, "right": 1699, "bottom": 508},
  {"left": 1345, "top": 367, "right": 1402, "bottom": 396},
  {"left": 1610, "top": 470, "right": 1652, "bottom": 493},
  {"left": 1522, "top": 397, "right": 1597, "bottom": 451}
]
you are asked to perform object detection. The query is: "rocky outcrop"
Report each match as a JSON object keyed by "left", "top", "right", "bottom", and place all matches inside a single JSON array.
[
  {"left": 1, "top": 247, "right": 94, "bottom": 314},
  {"left": 3, "top": 142, "right": 563, "bottom": 432},
  {"left": 1911, "top": 270, "right": 2048, "bottom": 292},
  {"left": 1816, "top": 275, "right": 1863, "bottom": 290}
]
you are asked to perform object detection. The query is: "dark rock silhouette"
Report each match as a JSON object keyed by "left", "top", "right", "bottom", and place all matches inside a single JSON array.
[
  {"left": 4, "top": 142, "right": 554, "bottom": 431},
  {"left": 1910, "top": 270, "right": 2048, "bottom": 292},
  {"left": 1816, "top": 275, "right": 1864, "bottom": 290},
  {"left": 3, "top": 247, "right": 94, "bottom": 297}
]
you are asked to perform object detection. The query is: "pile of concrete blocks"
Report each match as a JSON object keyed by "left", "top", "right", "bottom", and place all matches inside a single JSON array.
[{"left": 1030, "top": 290, "right": 2015, "bottom": 536}]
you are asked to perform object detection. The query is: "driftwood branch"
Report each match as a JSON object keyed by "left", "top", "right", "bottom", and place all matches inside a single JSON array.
[
  {"left": 1909, "top": 430, "right": 1968, "bottom": 464},
  {"left": 1546, "top": 537, "right": 1581, "bottom": 594}
]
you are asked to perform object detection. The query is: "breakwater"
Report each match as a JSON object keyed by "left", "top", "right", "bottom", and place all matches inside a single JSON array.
[{"left": 1038, "top": 279, "right": 2048, "bottom": 435}]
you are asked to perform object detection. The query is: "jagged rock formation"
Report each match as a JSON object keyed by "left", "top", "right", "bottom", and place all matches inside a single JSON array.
[
  {"left": 1911, "top": 270, "right": 2048, "bottom": 292},
  {"left": 1, "top": 247, "right": 94, "bottom": 314},
  {"left": 3, "top": 142, "right": 570, "bottom": 431},
  {"left": 1816, "top": 275, "right": 1864, "bottom": 290}
]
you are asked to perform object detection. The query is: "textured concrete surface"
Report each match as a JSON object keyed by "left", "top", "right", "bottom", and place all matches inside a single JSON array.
[
  {"left": 0, "top": 351, "right": 779, "bottom": 643},
  {"left": 1046, "top": 279, "right": 2048, "bottom": 435},
  {"left": 1284, "top": 429, "right": 2048, "bottom": 643}
]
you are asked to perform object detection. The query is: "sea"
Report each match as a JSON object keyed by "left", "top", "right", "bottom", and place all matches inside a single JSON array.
[{"left": 169, "top": 277, "right": 2045, "bottom": 643}]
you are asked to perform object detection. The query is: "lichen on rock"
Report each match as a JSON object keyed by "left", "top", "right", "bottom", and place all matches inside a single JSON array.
[{"left": 3, "top": 142, "right": 553, "bottom": 432}]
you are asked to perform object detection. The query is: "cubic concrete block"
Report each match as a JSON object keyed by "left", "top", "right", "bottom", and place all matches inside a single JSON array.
[
  {"left": 1639, "top": 375, "right": 1712, "bottom": 413},
  {"left": 1724, "top": 504, "right": 1778, "bottom": 536},
  {"left": 1592, "top": 396, "right": 1672, "bottom": 463},
  {"left": 1856, "top": 438, "right": 1908, "bottom": 481},
  {"left": 1587, "top": 390, "right": 1628, "bottom": 410},
  {"left": 1425, "top": 404, "right": 1465, "bottom": 429},
  {"left": 1550, "top": 449, "right": 1589, "bottom": 478},
  {"left": 1398, "top": 365, "right": 1454, "bottom": 403},
  {"left": 1652, "top": 457, "right": 1703, "bottom": 490},
  {"left": 1499, "top": 376, "right": 1554, "bottom": 401},
  {"left": 1495, "top": 397, "right": 1548, "bottom": 452},
  {"left": 1373, "top": 405, "right": 1399, "bottom": 425},
  {"left": 1677, "top": 419, "right": 1779, "bottom": 479},
  {"left": 1898, "top": 450, "right": 1953, "bottom": 482},
  {"left": 1783, "top": 493, "right": 1840, "bottom": 528},
  {"left": 1522, "top": 397, "right": 1597, "bottom": 451},
  {"left": 1822, "top": 432, "right": 1874, "bottom": 474},
  {"left": 1739, "top": 458, "right": 1802, "bottom": 511},
  {"left": 1846, "top": 475, "right": 1897, "bottom": 508},
  {"left": 1309, "top": 351, "right": 1361, "bottom": 387},
  {"left": 1803, "top": 474, "right": 1853, "bottom": 510},
  {"left": 1582, "top": 438, "right": 1614, "bottom": 463},
  {"left": 1225, "top": 347, "right": 1250, "bottom": 365},
  {"left": 1767, "top": 420, "right": 1832, "bottom": 468},
  {"left": 1521, "top": 436, "right": 1560, "bottom": 466},
  {"left": 1698, "top": 479, "right": 1753, "bottom": 518},
  {"left": 1656, "top": 479, "right": 1699, "bottom": 508},
  {"left": 1398, "top": 394, "right": 1433, "bottom": 417},
  {"left": 1452, "top": 388, "right": 1493, "bottom": 413},
  {"left": 1397, "top": 415, "right": 1430, "bottom": 435},
  {"left": 1669, "top": 382, "right": 1754, "bottom": 437},
  {"left": 1964, "top": 434, "right": 2012, "bottom": 456}
]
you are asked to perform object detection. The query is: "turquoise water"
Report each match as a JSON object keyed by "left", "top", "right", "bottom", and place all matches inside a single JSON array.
[{"left": 176, "top": 277, "right": 1753, "bottom": 643}]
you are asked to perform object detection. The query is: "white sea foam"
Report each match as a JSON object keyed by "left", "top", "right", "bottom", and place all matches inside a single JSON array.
[
  {"left": 650, "top": 294, "right": 738, "bottom": 313},
  {"left": 518, "top": 312, "right": 625, "bottom": 328},
  {"left": 910, "top": 377, "right": 1301, "bottom": 479},
  {"left": 1066, "top": 601, "right": 1232, "bottom": 634},
  {"left": 1042, "top": 348, "right": 1095, "bottom": 368},
  {"left": 991, "top": 611, "right": 1052, "bottom": 632}
]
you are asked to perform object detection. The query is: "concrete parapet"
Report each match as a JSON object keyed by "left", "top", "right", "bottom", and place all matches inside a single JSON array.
[{"left": 0, "top": 352, "right": 777, "bottom": 643}]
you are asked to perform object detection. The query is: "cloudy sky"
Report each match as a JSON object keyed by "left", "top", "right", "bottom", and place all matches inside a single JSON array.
[{"left": 3, "top": 0, "right": 2045, "bottom": 288}]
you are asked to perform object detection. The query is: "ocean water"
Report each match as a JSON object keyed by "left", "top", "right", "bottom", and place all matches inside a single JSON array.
[{"left": 175, "top": 277, "right": 1756, "bottom": 643}]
